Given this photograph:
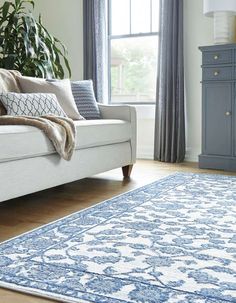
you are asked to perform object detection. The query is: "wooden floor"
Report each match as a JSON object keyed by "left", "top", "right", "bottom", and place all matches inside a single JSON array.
[{"left": 0, "top": 160, "right": 235, "bottom": 303}]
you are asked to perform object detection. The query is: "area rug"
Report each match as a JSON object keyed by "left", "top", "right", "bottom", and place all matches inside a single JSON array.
[{"left": 0, "top": 173, "right": 235, "bottom": 303}]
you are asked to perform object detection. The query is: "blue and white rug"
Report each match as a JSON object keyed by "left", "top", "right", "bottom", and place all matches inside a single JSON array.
[{"left": 0, "top": 173, "right": 235, "bottom": 303}]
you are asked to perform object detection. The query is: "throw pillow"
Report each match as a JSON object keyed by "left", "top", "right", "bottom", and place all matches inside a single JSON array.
[
  {"left": 71, "top": 80, "right": 101, "bottom": 119},
  {"left": 17, "top": 76, "right": 84, "bottom": 120},
  {"left": 0, "top": 93, "right": 67, "bottom": 117}
]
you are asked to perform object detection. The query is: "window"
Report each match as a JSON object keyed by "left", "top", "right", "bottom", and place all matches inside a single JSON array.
[{"left": 108, "top": 0, "right": 159, "bottom": 104}]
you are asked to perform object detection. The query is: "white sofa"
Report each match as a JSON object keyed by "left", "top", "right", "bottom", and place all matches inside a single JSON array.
[{"left": 0, "top": 104, "right": 136, "bottom": 203}]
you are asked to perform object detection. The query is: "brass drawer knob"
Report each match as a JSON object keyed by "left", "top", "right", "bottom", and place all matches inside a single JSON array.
[
  {"left": 214, "top": 55, "right": 219, "bottom": 60},
  {"left": 214, "top": 71, "right": 219, "bottom": 76},
  {"left": 225, "top": 111, "right": 231, "bottom": 116}
]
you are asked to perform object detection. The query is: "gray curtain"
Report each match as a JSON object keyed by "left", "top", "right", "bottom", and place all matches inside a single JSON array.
[
  {"left": 154, "top": 0, "right": 185, "bottom": 163},
  {"left": 83, "top": 0, "right": 106, "bottom": 102}
]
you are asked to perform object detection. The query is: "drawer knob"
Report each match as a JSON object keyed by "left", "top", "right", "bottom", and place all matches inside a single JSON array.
[
  {"left": 214, "top": 71, "right": 219, "bottom": 76},
  {"left": 225, "top": 111, "right": 231, "bottom": 116},
  {"left": 214, "top": 55, "right": 219, "bottom": 60}
]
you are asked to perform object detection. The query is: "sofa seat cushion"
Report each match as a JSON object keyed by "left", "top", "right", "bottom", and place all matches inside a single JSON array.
[{"left": 0, "top": 119, "right": 131, "bottom": 163}]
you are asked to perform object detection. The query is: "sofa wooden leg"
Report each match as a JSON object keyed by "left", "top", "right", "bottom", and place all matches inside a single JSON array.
[{"left": 122, "top": 165, "right": 133, "bottom": 178}]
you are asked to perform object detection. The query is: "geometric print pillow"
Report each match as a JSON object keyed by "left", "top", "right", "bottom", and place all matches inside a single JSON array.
[
  {"left": 71, "top": 80, "right": 101, "bottom": 119},
  {"left": 0, "top": 93, "right": 67, "bottom": 117}
]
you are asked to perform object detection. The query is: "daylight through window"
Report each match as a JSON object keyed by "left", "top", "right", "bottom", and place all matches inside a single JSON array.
[{"left": 108, "top": 0, "right": 159, "bottom": 104}]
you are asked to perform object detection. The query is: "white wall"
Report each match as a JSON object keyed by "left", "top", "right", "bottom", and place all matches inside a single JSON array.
[
  {"left": 184, "top": 0, "right": 213, "bottom": 161},
  {"left": 136, "top": 105, "right": 155, "bottom": 159},
  {"left": 0, "top": 0, "right": 214, "bottom": 161},
  {"left": 33, "top": 0, "right": 84, "bottom": 80}
]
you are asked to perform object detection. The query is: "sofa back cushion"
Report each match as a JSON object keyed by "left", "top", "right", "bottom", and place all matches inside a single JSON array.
[
  {"left": 71, "top": 80, "right": 101, "bottom": 120},
  {"left": 17, "top": 76, "right": 84, "bottom": 120},
  {"left": 0, "top": 93, "right": 67, "bottom": 117}
]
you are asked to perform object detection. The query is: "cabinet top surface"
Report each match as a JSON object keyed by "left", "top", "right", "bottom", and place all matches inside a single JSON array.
[{"left": 199, "top": 44, "right": 236, "bottom": 52}]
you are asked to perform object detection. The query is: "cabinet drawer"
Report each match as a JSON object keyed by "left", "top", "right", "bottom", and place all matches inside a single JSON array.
[
  {"left": 202, "top": 66, "right": 232, "bottom": 81},
  {"left": 203, "top": 50, "right": 232, "bottom": 65}
]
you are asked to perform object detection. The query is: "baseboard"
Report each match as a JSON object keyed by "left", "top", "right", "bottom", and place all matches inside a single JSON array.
[
  {"left": 199, "top": 154, "right": 236, "bottom": 171},
  {"left": 137, "top": 146, "right": 200, "bottom": 162}
]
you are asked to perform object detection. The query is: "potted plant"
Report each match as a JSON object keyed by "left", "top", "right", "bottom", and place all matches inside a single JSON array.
[{"left": 0, "top": 0, "right": 71, "bottom": 79}]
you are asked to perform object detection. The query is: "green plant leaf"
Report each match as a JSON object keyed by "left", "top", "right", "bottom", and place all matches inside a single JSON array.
[
  {"left": 0, "top": 0, "right": 71, "bottom": 79},
  {"left": 2, "top": 2, "right": 11, "bottom": 19}
]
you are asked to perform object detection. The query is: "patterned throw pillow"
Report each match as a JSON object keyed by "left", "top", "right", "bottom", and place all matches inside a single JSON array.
[
  {"left": 71, "top": 80, "right": 101, "bottom": 120},
  {"left": 0, "top": 93, "right": 67, "bottom": 117}
]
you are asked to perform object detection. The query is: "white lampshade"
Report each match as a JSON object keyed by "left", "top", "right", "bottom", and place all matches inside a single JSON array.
[
  {"left": 204, "top": 0, "right": 236, "bottom": 17},
  {"left": 203, "top": 0, "right": 236, "bottom": 44}
]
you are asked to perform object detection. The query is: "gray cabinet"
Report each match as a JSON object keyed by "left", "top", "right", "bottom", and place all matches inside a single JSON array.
[{"left": 199, "top": 44, "right": 236, "bottom": 171}]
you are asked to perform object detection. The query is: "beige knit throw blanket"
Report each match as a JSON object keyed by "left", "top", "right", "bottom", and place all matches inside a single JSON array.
[
  {"left": 0, "top": 69, "right": 76, "bottom": 161},
  {"left": 0, "top": 115, "right": 76, "bottom": 161},
  {"left": 0, "top": 69, "right": 21, "bottom": 116}
]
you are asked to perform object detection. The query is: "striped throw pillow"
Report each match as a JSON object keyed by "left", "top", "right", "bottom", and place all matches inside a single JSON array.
[{"left": 71, "top": 80, "right": 101, "bottom": 120}]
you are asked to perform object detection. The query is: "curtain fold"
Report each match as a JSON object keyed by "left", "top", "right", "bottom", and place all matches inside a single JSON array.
[
  {"left": 83, "top": 0, "right": 107, "bottom": 103},
  {"left": 154, "top": 0, "right": 185, "bottom": 163}
]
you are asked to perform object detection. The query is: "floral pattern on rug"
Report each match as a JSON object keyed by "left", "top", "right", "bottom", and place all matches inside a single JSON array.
[{"left": 0, "top": 173, "right": 236, "bottom": 303}]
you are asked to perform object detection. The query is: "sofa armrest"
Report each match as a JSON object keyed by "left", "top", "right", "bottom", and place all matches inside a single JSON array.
[
  {"left": 98, "top": 104, "right": 135, "bottom": 121},
  {"left": 98, "top": 104, "right": 137, "bottom": 164}
]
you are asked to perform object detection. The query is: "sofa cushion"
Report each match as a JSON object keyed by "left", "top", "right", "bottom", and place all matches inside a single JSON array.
[{"left": 0, "top": 119, "right": 132, "bottom": 162}]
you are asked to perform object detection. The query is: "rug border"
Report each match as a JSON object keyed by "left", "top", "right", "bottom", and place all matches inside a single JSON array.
[
  {"left": 2, "top": 172, "right": 234, "bottom": 247},
  {"left": 0, "top": 172, "right": 185, "bottom": 246}
]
